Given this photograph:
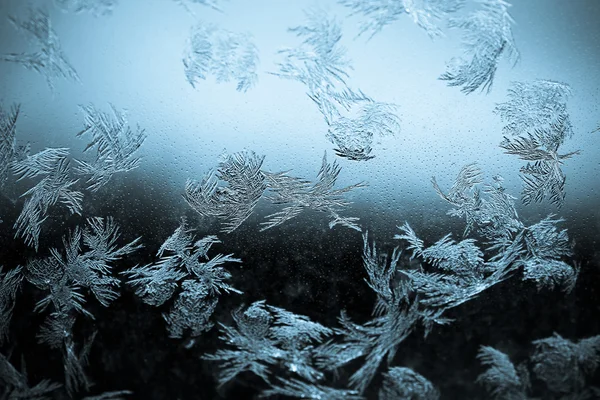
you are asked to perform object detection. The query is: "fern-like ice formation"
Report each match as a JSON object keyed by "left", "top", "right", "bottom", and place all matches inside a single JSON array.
[
  {"left": 24, "top": 217, "right": 140, "bottom": 394},
  {"left": 476, "top": 346, "right": 528, "bottom": 400},
  {"left": 184, "top": 151, "right": 267, "bottom": 233},
  {"left": 440, "top": 0, "right": 519, "bottom": 94},
  {"left": 1, "top": 8, "right": 79, "bottom": 89},
  {"left": 0, "top": 104, "right": 19, "bottom": 187},
  {"left": 54, "top": 0, "right": 118, "bottom": 15},
  {"left": 183, "top": 22, "right": 259, "bottom": 92},
  {"left": 315, "top": 233, "right": 425, "bottom": 394},
  {"left": 0, "top": 266, "right": 22, "bottom": 346},
  {"left": 531, "top": 333, "right": 600, "bottom": 395},
  {"left": 273, "top": 10, "right": 401, "bottom": 160},
  {"left": 379, "top": 367, "right": 439, "bottom": 400},
  {"left": 76, "top": 103, "right": 147, "bottom": 192},
  {"left": 204, "top": 300, "right": 333, "bottom": 388},
  {"left": 185, "top": 151, "right": 364, "bottom": 233},
  {"left": 0, "top": 352, "right": 62, "bottom": 399},
  {"left": 12, "top": 148, "right": 83, "bottom": 250},
  {"left": 174, "top": 0, "right": 227, "bottom": 13},
  {"left": 261, "top": 153, "right": 365, "bottom": 231},
  {"left": 123, "top": 220, "right": 241, "bottom": 337},
  {"left": 339, "top": 0, "right": 464, "bottom": 38},
  {"left": 495, "top": 80, "right": 579, "bottom": 207},
  {"left": 432, "top": 164, "right": 579, "bottom": 293}
]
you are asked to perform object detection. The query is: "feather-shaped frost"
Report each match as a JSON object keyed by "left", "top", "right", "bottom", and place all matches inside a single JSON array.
[
  {"left": 339, "top": 0, "right": 464, "bottom": 38},
  {"left": 531, "top": 333, "right": 600, "bottom": 394},
  {"left": 76, "top": 103, "right": 147, "bottom": 191},
  {"left": 440, "top": 0, "right": 519, "bottom": 94},
  {"left": 476, "top": 346, "right": 527, "bottom": 400},
  {"left": 0, "top": 266, "right": 23, "bottom": 345},
  {"left": 123, "top": 220, "right": 241, "bottom": 337},
  {"left": 12, "top": 148, "right": 83, "bottom": 250},
  {"left": 1, "top": 8, "right": 79, "bottom": 89},
  {"left": 0, "top": 352, "right": 62, "bottom": 399},
  {"left": 262, "top": 153, "right": 365, "bottom": 231},
  {"left": 316, "top": 234, "right": 419, "bottom": 394},
  {"left": 0, "top": 103, "right": 21, "bottom": 187},
  {"left": 183, "top": 23, "right": 259, "bottom": 92},
  {"left": 205, "top": 300, "right": 333, "bottom": 387},
  {"left": 496, "top": 80, "right": 578, "bottom": 207},
  {"left": 185, "top": 151, "right": 267, "bottom": 233},
  {"left": 54, "top": 0, "right": 118, "bottom": 15},
  {"left": 379, "top": 366, "right": 440, "bottom": 400},
  {"left": 262, "top": 377, "right": 362, "bottom": 399}
]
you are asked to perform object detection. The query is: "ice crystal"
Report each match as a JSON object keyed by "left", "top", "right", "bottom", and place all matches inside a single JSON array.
[
  {"left": 316, "top": 234, "right": 420, "bottom": 394},
  {"left": 440, "top": 0, "right": 519, "bottom": 94},
  {"left": 496, "top": 81, "right": 578, "bottom": 207},
  {"left": 476, "top": 346, "right": 527, "bottom": 400},
  {"left": 204, "top": 300, "right": 332, "bottom": 387},
  {"left": 1, "top": 8, "right": 79, "bottom": 89},
  {"left": 0, "top": 266, "right": 22, "bottom": 345},
  {"left": 12, "top": 148, "right": 83, "bottom": 250},
  {"left": 379, "top": 366, "right": 440, "bottom": 400},
  {"left": 327, "top": 101, "right": 401, "bottom": 161},
  {"left": 54, "top": 0, "right": 118, "bottom": 15},
  {"left": 433, "top": 165, "right": 579, "bottom": 293},
  {"left": 0, "top": 352, "right": 62, "bottom": 400},
  {"left": 0, "top": 103, "right": 20, "bottom": 187},
  {"left": 273, "top": 10, "right": 400, "bottom": 160},
  {"left": 82, "top": 391, "right": 134, "bottom": 400},
  {"left": 184, "top": 151, "right": 267, "bottom": 233},
  {"left": 26, "top": 217, "right": 141, "bottom": 322},
  {"left": 123, "top": 220, "right": 241, "bottom": 337},
  {"left": 76, "top": 104, "right": 147, "bottom": 192},
  {"left": 174, "top": 0, "right": 227, "bottom": 13},
  {"left": 183, "top": 23, "right": 259, "bottom": 92},
  {"left": 262, "top": 377, "right": 362, "bottom": 399},
  {"left": 339, "top": 0, "right": 464, "bottom": 38},
  {"left": 262, "top": 153, "right": 365, "bottom": 231},
  {"left": 531, "top": 333, "right": 600, "bottom": 394}
]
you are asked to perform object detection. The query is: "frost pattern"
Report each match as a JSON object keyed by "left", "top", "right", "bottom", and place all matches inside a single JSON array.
[
  {"left": 204, "top": 300, "right": 333, "bottom": 388},
  {"left": 123, "top": 220, "right": 241, "bottom": 337},
  {"left": 432, "top": 164, "right": 578, "bottom": 293},
  {"left": 0, "top": 352, "right": 62, "bottom": 400},
  {"left": 262, "top": 378, "right": 362, "bottom": 399},
  {"left": 496, "top": 80, "right": 579, "bottom": 207},
  {"left": 174, "top": 0, "right": 227, "bottom": 12},
  {"left": 531, "top": 333, "right": 600, "bottom": 395},
  {"left": 261, "top": 153, "right": 365, "bottom": 231},
  {"left": 54, "top": 0, "right": 118, "bottom": 15},
  {"left": 339, "top": 0, "right": 464, "bottom": 38},
  {"left": 379, "top": 367, "right": 439, "bottom": 400},
  {"left": 315, "top": 234, "right": 422, "bottom": 394},
  {"left": 184, "top": 151, "right": 267, "bottom": 233},
  {"left": 272, "top": 10, "right": 400, "bottom": 160},
  {"left": 0, "top": 104, "right": 20, "bottom": 187},
  {"left": 0, "top": 266, "right": 22, "bottom": 345},
  {"left": 24, "top": 217, "right": 140, "bottom": 394},
  {"left": 476, "top": 346, "right": 527, "bottom": 400},
  {"left": 185, "top": 151, "right": 364, "bottom": 233},
  {"left": 76, "top": 104, "right": 147, "bottom": 192},
  {"left": 12, "top": 148, "right": 83, "bottom": 250},
  {"left": 440, "top": 0, "right": 519, "bottom": 94},
  {"left": 1, "top": 8, "right": 79, "bottom": 89},
  {"left": 183, "top": 23, "right": 259, "bottom": 92}
]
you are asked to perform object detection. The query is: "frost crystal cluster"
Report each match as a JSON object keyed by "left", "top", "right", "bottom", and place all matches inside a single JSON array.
[
  {"left": 339, "top": 0, "right": 464, "bottom": 38},
  {"left": 1, "top": 8, "right": 79, "bottom": 89},
  {"left": 496, "top": 80, "right": 579, "bottom": 207},
  {"left": 273, "top": 10, "right": 401, "bottom": 160},
  {"left": 440, "top": 0, "right": 519, "bottom": 93},
  {"left": 183, "top": 23, "right": 259, "bottom": 92},
  {"left": 123, "top": 220, "right": 241, "bottom": 337}
]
